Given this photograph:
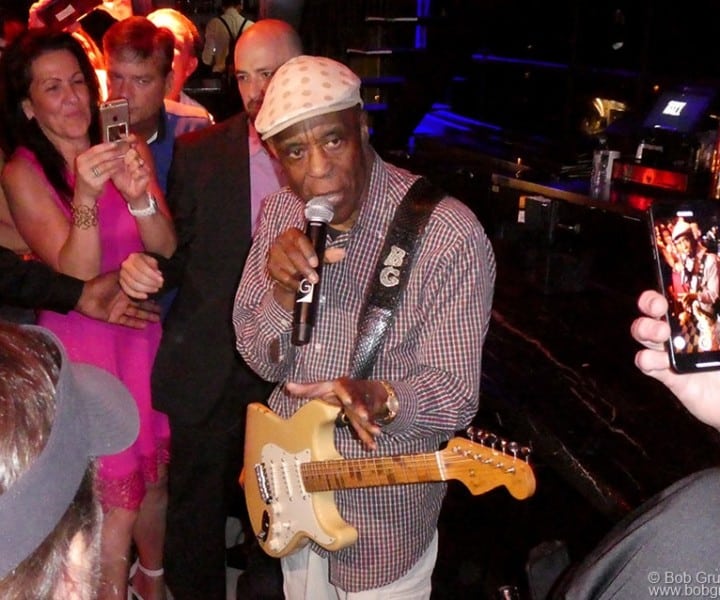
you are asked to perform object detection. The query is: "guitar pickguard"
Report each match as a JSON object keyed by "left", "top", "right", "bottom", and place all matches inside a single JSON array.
[{"left": 254, "top": 444, "right": 338, "bottom": 554}]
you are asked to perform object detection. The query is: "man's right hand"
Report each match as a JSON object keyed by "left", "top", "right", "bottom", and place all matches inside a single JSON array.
[
  {"left": 632, "top": 289, "right": 720, "bottom": 430},
  {"left": 267, "top": 227, "right": 345, "bottom": 311},
  {"left": 119, "top": 252, "right": 164, "bottom": 300},
  {"left": 77, "top": 271, "right": 161, "bottom": 329}
]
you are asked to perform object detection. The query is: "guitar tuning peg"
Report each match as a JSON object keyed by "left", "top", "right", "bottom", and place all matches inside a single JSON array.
[
  {"left": 484, "top": 433, "right": 498, "bottom": 449},
  {"left": 508, "top": 441, "right": 519, "bottom": 458},
  {"left": 500, "top": 439, "right": 508, "bottom": 454},
  {"left": 472, "top": 429, "right": 489, "bottom": 444},
  {"left": 520, "top": 446, "right": 532, "bottom": 462},
  {"left": 466, "top": 426, "right": 480, "bottom": 441}
]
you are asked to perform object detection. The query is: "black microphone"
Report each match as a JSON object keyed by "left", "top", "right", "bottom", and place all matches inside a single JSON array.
[{"left": 292, "top": 196, "right": 335, "bottom": 346}]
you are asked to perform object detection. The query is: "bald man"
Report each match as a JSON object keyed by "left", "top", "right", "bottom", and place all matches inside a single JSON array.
[{"left": 119, "top": 19, "right": 303, "bottom": 600}]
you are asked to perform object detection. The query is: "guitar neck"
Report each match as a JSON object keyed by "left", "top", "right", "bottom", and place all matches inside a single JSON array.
[{"left": 300, "top": 453, "right": 445, "bottom": 492}]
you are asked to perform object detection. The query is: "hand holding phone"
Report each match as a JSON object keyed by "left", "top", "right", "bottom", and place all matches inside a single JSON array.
[
  {"left": 99, "top": 98, "right": 129, "bottom": 144},
  {"left": 649, "top": 199, "right": 720, "bottom": 372},
  {"left": 34, "top": 0, "right": 102, "bottom": 31}
]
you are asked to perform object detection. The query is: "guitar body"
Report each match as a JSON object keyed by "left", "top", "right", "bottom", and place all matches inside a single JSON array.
[
  {"left": 243, "top": 401, "right": 358, "bottom": 558},
  {"left": 243, "top": 400, "right": 536, "bottom": 559}
]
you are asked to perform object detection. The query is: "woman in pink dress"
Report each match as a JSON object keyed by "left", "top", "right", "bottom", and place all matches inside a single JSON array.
[{"left": 0, "top": 30, "right": 175, "bottom": 600}]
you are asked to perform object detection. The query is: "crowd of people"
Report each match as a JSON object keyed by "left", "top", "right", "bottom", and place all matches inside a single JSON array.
[
  {"left": 0, "top": 2, "right": 496, "bottom": 599},
  {"left": 1, "top": 2, "right": 720, "bottom": 600},
  {"left": 0, "top": 4, "right": 286, "bottom": 600}
]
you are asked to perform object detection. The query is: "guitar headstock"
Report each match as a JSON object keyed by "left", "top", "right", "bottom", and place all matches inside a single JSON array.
[{"left": 440, "top": 428, "right": 536, "bottom": 500}]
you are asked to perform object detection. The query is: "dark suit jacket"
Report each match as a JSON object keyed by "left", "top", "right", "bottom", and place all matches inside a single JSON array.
[
  {"left": 0, "top": 246, "right": 81, "bottom": 313},
  {"left": 151, "top": 114, "right": 271, "bottom": 426}
]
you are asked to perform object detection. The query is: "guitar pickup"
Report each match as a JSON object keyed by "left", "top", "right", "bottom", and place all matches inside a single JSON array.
[{"left": 254, "top": 462, "right": 273, "bottom": 504}]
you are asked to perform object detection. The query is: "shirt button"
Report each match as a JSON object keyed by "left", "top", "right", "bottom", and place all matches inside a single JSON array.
[{"left": 314, "top": 343, "right": 322, "bottom": 351}]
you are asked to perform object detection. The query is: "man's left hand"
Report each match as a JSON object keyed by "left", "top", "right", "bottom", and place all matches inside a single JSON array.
[{"left": 285, "top": 376, "right": 389, "bottom": 451}]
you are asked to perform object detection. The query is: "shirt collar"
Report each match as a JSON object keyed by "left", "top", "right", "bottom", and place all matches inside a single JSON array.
[{"left": 147, "top": 103, "right": 168, "bottom": 145}]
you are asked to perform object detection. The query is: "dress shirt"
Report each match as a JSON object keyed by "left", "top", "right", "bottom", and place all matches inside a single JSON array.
[
  {"left": 248, "top": 122, "right": 286, "bottom": 233},
  {"left": 233, "top": 154, "right": 496, "bottom": 591},
  {"left": 178, "top": 91, "right": 214, "bottom": 124}
]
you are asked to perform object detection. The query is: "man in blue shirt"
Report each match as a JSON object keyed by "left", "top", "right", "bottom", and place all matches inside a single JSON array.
[{"left": 103, "top": 16, "right": 212, "bottom": 193}]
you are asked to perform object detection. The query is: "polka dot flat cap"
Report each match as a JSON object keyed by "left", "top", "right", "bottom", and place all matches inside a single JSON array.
[{"left": 255, "top": 55, "right": 363, "bottom": 140}]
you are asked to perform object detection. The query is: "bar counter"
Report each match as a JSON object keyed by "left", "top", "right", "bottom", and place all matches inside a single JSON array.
[{"left": 483, "top": 170, "right": 720, "bottom": 510}]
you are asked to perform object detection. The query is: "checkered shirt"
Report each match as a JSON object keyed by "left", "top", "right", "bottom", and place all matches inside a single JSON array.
[{"left": 233, "top": 154, "right": 496, "bottom": 592}]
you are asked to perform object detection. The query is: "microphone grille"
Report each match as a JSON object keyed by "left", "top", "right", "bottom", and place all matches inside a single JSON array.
[{"left": 305, "top": 195, "right": 336, "bottom": 224}]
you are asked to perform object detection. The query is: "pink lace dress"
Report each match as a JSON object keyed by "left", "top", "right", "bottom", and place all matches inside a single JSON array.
[{"left": 18, "top": 147, "right": 170, "bottom": 511}]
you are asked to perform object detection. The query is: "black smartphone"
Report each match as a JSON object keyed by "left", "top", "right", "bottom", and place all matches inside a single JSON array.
[
  {"left": 649, "top": 198, "right": 720, "bottom": 372},
  {"left": 99, "top": 98, "right": 129, "bottom": 143}
]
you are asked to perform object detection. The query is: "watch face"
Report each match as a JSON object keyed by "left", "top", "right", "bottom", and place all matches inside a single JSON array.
[{"left": 377, "top": 381, "right": 398, "bottom": 424}]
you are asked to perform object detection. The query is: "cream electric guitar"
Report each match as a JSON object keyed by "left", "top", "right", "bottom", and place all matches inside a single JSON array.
[{"left": 243, "top": 400, "right": 536, "bottom": 558}]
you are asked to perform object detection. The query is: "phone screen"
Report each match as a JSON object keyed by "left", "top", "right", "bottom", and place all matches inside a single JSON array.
[{"left": 649, "top": 198, "right": 720, "bottom": 372}]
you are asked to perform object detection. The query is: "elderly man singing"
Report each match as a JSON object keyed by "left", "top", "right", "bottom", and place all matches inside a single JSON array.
[{"left": 233, "top": 55, "right": 496, "bottom": 598}]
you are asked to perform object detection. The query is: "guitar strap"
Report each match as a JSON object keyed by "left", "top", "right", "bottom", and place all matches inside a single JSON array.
[{"left": 349, "top": 177, "right": 445, "bottom": 379}]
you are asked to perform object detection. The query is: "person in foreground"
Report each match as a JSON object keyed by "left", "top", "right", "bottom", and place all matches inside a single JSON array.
[
  {"left": 0, "top": 322, "right": 139, "bottom": 600},
  {"left": 551, "top": 289, "right": 720, "bottom": 598},
  {"left": 232, "top": 55, "right": 496, "bottom": 598}
]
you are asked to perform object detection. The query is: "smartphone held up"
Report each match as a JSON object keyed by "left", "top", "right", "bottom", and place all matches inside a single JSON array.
[
  {"left": 36, "top": 0, "right": 102, "bottom": 31},
  {"left": 649, "top": 199, "right": 720, "bottom": 372},
  {"left": 99, "top": 98, "right": 129, "bottom": 144}
]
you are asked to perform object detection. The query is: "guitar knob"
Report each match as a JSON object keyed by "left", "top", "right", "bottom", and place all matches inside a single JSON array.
[{"left": 259, "top": 510, "right": 270, "bottom": 541}]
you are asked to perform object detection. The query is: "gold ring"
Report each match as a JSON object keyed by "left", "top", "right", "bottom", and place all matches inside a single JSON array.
[{"left": 336, "top": 410, "right": 350, "bottom": 427}]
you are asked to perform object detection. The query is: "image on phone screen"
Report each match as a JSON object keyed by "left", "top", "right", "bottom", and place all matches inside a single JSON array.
[
  {"left": 649, "top": 199, "right": 720, "bottom": 372},
  {"left": 106, "top": 122, "right": 128, "bottom": 142},
  {"left": 99, "top": 99, "right": 129, "bottom": 144}
]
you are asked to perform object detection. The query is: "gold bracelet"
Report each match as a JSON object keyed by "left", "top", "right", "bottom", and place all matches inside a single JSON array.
[{"left": 70, "top": 203, "right": 99, "bottom": 229}]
